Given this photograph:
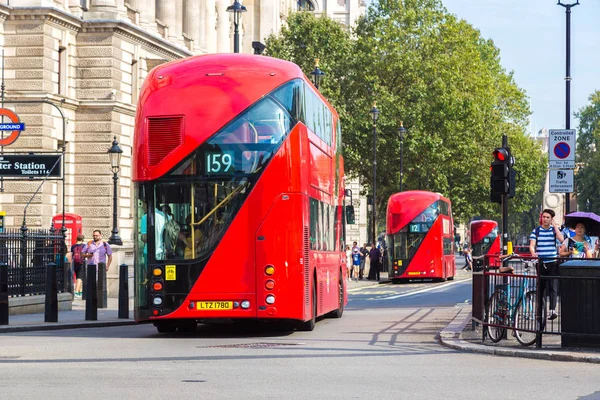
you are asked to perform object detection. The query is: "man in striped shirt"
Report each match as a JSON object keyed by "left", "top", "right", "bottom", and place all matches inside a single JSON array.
[{"left": 529, "top": 209, "right": 564, "bottom": 320}]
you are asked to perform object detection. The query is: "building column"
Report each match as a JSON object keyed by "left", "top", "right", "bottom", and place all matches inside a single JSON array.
[
  {"left": 133, "top": 0, "right": 157, "bottom": 33},
  {"left": 86, "top": 0, "right": 126, "bottom": 20},
  {"left": 216, "top": 0, "right": 230, "bottom": 53},
  {"left": 184, "top": 0, "right": 203, "bottom": 53},
  {"left": 204, "top": 0, "right": 216, "bottom": 53},
  {"left": 157, "top": 0, "right": 184, "bottom": 46}
]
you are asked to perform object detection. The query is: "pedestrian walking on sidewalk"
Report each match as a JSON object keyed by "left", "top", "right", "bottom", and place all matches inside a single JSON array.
[
  {"left": 67, "top": 234, "right": 86, "bottom": 298},
  {"left": 367, "top": 243, "right": 381, "bottom": 281},
  {"left": 359, "top": 243, "right": 368, "bottom": 280},
  {"left": 345, "top": 245, "right": 352, "bottom": 282},
  {"left": 83, "top": 230, "right": 113, "bottom": 273},
  {"left": 529, "top": 209, "right": 564, "bottom": 321}
]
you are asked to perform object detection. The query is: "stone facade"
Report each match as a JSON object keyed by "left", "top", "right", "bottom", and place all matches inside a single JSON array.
[{"left": 0, "top": 0, "right": 366, "bottom": 244}]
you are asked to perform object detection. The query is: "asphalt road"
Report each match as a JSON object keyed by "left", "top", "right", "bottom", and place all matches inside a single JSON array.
[{"left": 1, "top": 265, "right": 600, "bottom": 400}]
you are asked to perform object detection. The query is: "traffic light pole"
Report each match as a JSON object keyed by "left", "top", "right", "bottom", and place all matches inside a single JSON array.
[{"left": 502, "top": 135, "right": 508, "bottom": 257}]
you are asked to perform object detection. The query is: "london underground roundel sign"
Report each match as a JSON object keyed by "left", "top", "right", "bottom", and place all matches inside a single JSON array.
[{"left": 0, "top": 108, "right": 26, "bottom": 147}]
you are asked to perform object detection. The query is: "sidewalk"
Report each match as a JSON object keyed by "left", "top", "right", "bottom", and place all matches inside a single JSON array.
[
  {"left": 0, "top": 297, "right": 138, "bottom": 334},
  {"left": 440, "top": 306, "right": 600, "bottom": 364}
]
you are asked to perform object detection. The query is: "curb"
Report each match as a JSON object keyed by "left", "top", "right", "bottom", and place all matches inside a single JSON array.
[
  {"left": 439, "top": 306, "right": 600, "bottom": 364},
  {"left": 0, "top": 319, "right": 139, "bottom": 334}
]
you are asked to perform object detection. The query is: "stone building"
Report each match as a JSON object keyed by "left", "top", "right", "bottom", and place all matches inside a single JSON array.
[{"left": 0, "top": 0, "right": 366, "bottom": 251}]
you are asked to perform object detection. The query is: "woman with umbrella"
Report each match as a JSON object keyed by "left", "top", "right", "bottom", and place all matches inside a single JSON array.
[
  {"left": 560, "top": 212, "right": 600, "bottom": 258},
  {"left": 559, "top": 222, "right": 594, "bottom": 258}
]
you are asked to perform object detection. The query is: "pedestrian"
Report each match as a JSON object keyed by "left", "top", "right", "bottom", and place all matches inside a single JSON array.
[
  {"left": 67, "top": 234, "right": 86, "bottom": 298},
  {"left": 352, "top": 246, "right": 360, "bottom": 282},
  {"left": 462, "top": 248, "right": 472, "bottom": 271},
  {"left": 83, "top": 230, "right": 113, "bottom": 273},
  {"left": 359, "top": 243, "right": 369, "bottom": 280},
  {"left": 529, "top": 208, "right": 564, "bottom": 321},
  {"left": 345, "top": 245, "right": 352, "bottom": 282},
  {"left": 559, "top": 222, "right": 593, "bottom": 259},
  {"left": 367, "top": 242, "right": 381, "bottom": 281},
  {"left": 561, "top": 221, "right": 592, "bottom": 247}
]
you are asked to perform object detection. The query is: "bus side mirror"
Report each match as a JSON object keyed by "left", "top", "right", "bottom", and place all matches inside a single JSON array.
[{"left": 345, "top": 205, "right": 355, "bottom": 225}]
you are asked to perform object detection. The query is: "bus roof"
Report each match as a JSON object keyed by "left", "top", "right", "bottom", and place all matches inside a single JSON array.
[
  {"left": 469, "top": 220, "right": 498, "bottom": 243},
  {"left": 386, "top": 190, "right": 451, "bottom": 233},
  {"left": 133, "top": 54, "right": 337, "bottom": 181}
]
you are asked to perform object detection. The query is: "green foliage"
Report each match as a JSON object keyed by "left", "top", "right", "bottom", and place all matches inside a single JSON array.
[
  {"left": 265, "top": 1, "right": 545, "bottom": 233},
  {"left": 575, "top": 90, "right": 600, "bottom": 213}
]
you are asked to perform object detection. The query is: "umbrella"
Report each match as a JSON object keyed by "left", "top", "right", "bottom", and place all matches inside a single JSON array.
[{"left": 564, "top": 211, "right": 600, "bottom": 237}]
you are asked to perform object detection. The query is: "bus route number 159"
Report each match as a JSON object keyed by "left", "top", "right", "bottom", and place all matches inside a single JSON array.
[{"left": 205, "top": 151, "right": 234, "bottom": 174}]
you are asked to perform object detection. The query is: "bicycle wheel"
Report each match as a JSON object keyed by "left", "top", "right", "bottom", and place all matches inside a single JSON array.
[
  {"left": 514, "top": 290, "right": 537, "bottom": 346},
  {"left": 486, "top": 291, "right": 507, "bottom": 343}
]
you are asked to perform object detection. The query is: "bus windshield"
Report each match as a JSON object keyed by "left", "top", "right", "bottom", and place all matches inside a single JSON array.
[
  {"left": 471, "top": 228, "right": 499, "bottom": 257},
  {"left": 391, "top": 201, "right": 440, "bottom": 260},
  {"left": 135, "top": 80, "right": 295, "bottom": 264}
]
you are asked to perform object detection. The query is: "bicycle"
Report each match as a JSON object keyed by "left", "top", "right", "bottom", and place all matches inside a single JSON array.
[{"left": 485, "top": 255, "right": 545, "bottom": 346}]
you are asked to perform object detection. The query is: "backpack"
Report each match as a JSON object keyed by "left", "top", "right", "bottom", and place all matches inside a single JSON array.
[
  {"left": 163, "top": 218, "right": 181, "bottom": 256},
  {"left": 72, "top": 244, "right": 84, "bottom": 266}
]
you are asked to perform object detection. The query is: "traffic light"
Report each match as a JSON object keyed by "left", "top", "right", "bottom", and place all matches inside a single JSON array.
[{"left": 490, "top": 147, "right": 513, "bottom": 203}]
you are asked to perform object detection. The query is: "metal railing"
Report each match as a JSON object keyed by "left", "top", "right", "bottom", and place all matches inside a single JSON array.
[
  {"left": 0, "top": 227, "right": 66, "bottom": 297},
  {"left": 474, "top": 254, "right": 600, "bottom": 348}
]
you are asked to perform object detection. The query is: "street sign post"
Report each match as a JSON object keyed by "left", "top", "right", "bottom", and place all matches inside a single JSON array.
[
  {"left": 0, "top": 154, "right": 62, "bottom": 178},
  {"left": 548, "top": 129, "right": 576, "bottom": 169},
  {"left": 549, "top": 169, "right": 574, "bottom": 193}
]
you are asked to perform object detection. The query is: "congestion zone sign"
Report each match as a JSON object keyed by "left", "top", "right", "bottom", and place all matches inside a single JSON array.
[
  {"left": 548, "top": 129, "right": 576, "bottom": 169},
  {"left": 0, "top": 108, "right": 26, "bottom": 147}
]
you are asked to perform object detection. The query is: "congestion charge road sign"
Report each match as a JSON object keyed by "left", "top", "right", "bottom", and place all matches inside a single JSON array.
[
  {"left": 548, "top": 129, "right": 576, "bottom": 169},
  {"left": 0, "top": 108, "right": 26, "bottom": 147}
]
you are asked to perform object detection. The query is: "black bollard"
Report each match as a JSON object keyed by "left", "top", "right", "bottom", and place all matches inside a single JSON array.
[
  {"left": 0, "top": 262, "right": 8, "bottom": 325},
  {"left": 44, "top": 262, "right": 58, "bottom": 323},
  {"left": 98, "top": 262, "right": 107, "bottom": 309},
  {"left": 85, "top": 263, "right": 97, "bottom": 321},
  {"left": 81, "top": 260, "right": 87, "bottom": 299},
  {"left": 118, "top": 264, "right": 129, "bottom": 319}
]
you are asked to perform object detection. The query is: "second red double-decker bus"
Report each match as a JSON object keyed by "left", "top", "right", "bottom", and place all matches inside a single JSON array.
[
  {"left": 469, "top": 219, "right": 501, "bottom": 264},
  {"left": 133, "top": 54, "right": 348, "bottom": 333},
  {"left": 386, "top": 190, "right": 456, "bottom": 282}
]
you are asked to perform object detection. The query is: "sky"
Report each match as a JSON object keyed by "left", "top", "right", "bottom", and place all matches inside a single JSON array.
[{"left": 440, "top": 0, "right": 600, "bottom": 135}]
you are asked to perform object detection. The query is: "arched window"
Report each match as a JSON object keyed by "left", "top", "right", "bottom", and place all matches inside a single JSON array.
[{"left": 298, "top": 0, "right": 315, "bottom": 11}]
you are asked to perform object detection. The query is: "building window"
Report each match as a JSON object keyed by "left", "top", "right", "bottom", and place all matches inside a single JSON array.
[
  {"left": 58, "top": 46, "right": 66, "bottom": 95},
  {"left": 298, "top": 0, "right": 315, "bottom": 11}
]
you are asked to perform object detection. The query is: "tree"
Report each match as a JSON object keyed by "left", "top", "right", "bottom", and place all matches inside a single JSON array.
[
  {"left": 265, "top": 1, "right": 546, "bottom": 229},
  {"left": 575, "top": 90, "right": 600, "bottom": 212}
]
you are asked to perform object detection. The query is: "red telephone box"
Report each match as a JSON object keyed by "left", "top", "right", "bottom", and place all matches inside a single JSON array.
[{"left": 52, "top": 213, "right": 83, "bottom": 247}]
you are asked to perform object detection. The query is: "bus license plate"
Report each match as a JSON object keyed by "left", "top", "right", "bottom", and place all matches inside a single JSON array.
[{"left": 196, "top": 301, "right": 233, "bottom": 310}]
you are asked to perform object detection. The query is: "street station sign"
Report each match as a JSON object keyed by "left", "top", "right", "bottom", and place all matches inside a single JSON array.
[
  {"left": 0, "top": 154, "right": 62, "bottom": 178},
  {"left": 549, "top": 169, "right": 574, "bottom": 193},
  {"left": 548, "top": 129, "right": 576, "bottom": 169}
]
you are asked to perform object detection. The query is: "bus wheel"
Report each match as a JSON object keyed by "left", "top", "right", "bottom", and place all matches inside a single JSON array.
[
  {"left": 327, "top": 272, "right": 344, "bottom": 319},
  {"left": 447, "top": 276, "right": 455, "bottom": 281},
  {"left": 297, "top": 282, "right": 317, "bottom": 331},
  {"left": 392, "top": 279, "right": 408, "bottom": 284},
  {"left": 154, "top": 321, "right": 177, "bottom": 333}
]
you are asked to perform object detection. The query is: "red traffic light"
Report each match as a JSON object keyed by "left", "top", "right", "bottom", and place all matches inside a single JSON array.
[{"left": 493, "top": 148, "right": 509, "bottom": 162}]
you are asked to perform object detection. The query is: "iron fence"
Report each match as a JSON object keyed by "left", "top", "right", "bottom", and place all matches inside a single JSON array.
[
  {"left": 474, "top": 254, "right": 600, "bottom": 348},
  {"left": 0, "top": 227, "right": 67, "bottom": 297}
]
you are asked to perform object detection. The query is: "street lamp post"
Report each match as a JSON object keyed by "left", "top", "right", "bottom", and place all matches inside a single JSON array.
[
  {"left": 107, "top": 136, "right": 123, "bottom": 246},
  {"left": 369, "top": 102, "right": 380, "bottom": 244},
  {"left": 398, "top": 121, "right": 407, "bottom": 192},
  {"left": 227, "top": 0, "right": 247, "bottom": 54},
  {"left": 557, "top": 0, "right": 579, "bottom": 216},
  {"left": 310, "top": 59, "right": 325, "bottom": 89}
]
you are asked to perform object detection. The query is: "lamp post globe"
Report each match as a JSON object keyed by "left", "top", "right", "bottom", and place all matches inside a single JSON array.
[
  {"left": 369, "top": 101, "right": 380, "bottom": 245},
  {"left": 398, "top": 122, "right": 407, "bottom": 192},
  {"left": 310, "top": 59, "right": 325, "bottom": 89},
  {"left": 226, "top": 0, "right": 247, "bottom": 53},
  {"left": 107, "top": 136, "right": 123, "bottom": 246}
]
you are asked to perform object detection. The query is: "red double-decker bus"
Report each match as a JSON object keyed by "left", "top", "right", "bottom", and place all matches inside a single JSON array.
[
  {"left": 469, "top": 220, "right": 501, "bottom": 263},
  {"left": 386, "top": 191, "right": 455, "bottom": 282},
  {"left": 133, "top": 54, "right": 348, "bottom": 333}
]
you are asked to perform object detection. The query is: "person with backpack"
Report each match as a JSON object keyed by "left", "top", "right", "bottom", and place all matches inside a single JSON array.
[
  {"left": 529, "top": 208, "right": 564, "bottom": 321},
  {"left": 83, "top": 230, "right": 113, "bottom": 273},
  {"left": 67, "top": 234, "right": 86, "bottom": 299}
]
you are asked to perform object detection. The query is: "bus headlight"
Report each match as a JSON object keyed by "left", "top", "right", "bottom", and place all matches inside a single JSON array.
[
  {"left": 241, "top": 300, "right": 250, "bottom": 309},
  {"left": 265, "top": 295, "right": 275, "bottom": 305},
  {"left": 153, "top": 296, "right": 163, "bottom": 306}
]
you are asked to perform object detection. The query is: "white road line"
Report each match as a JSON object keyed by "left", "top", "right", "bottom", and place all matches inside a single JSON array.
[{"left": 372, "top": 278, "right": 472, "bottom": 300}]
